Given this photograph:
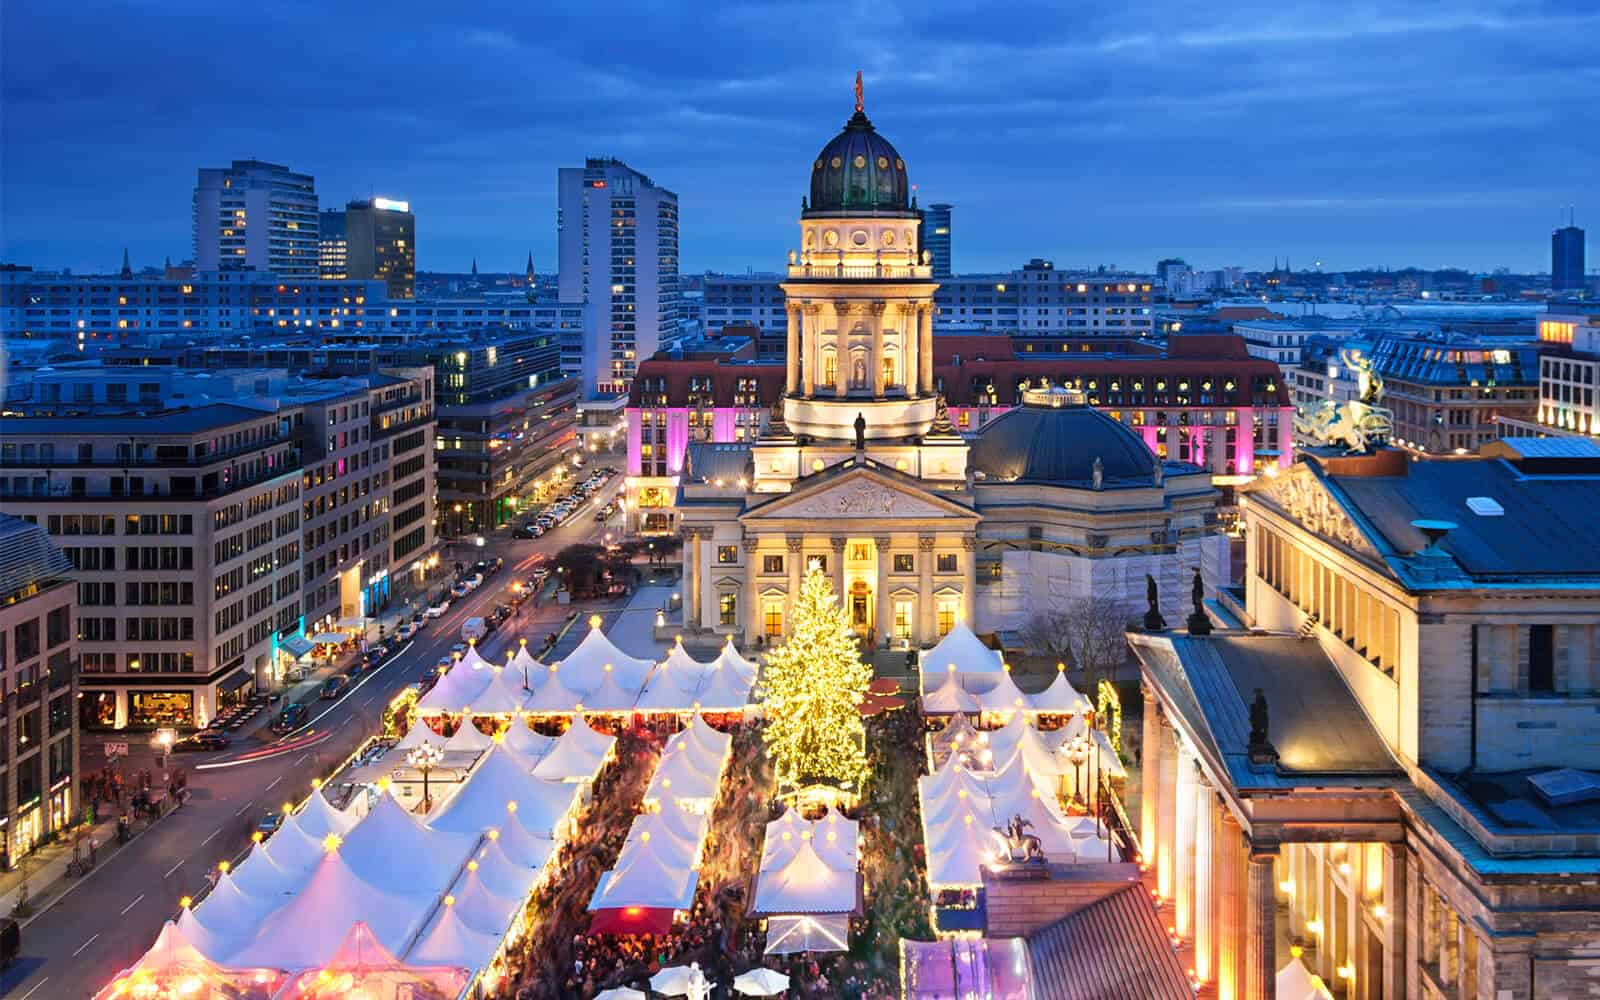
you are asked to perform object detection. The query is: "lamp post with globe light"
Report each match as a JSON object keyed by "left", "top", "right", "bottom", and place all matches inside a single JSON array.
[
  {"left": 1062, "top": 734, "right": 1091, "bottom": 809},
  {"left": 407, "top": 741, "right": 444, "bottom": 813}
]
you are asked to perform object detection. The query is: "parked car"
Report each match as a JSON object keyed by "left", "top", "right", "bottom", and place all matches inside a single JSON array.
[
  {"left": 319, "top": 674, "right": 349, "bottom": 699},
  {"left": 426, "top": 599, "right": 451, "bottom": 618},
  {"left": 177, "top": 731, "right": 230, "bottom": 752},
  {"left": 273, "top": 703, "right": 308, "bottom": 733},
  {"left": 257, "top": 812, "right": 284, "bottom": 836},
  {"left": 450, "top": 641, "right": 468, "bottom": 657},
  {"left": 461, "top": 617, "right": 487, "bottom": 643},
  {"left": 436, "top": 655, "right": 454, "bottom": 674}
]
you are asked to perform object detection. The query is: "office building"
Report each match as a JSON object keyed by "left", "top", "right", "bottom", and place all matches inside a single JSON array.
[
  {"left": 1552, "top": 220, "right": 1586, "bottom": 292},
  {"left": 557, "top": 158, "right": 680, "bottom": 397},
  {"left": 1129, "top": 443, "right": 1600, "bottom": 1000},
  {"left": 1, "top": 404, "right": 304, "bottom": 729},
  {"left": 0, "top": 269, "right": 584, "bottom": 347},
  {"left": 345, "top": 198, "right": 416, "bottom": 299},
  {"left": 193, "top": 160, "right": 319, "bottom": 278},
  {"left": 1367, "top": 332, "right": 1540, "bottom": 453},
  {"left": 0, "top": 515, "right": 80, "bottom": 865},
  {"left": 923, "top": 202, "right": 952, "bottom": 277},
  {"left": 319, "top": 209, "right": 347, "bottom": 279},
  {"left": 1518, "top": 300, "right": 1600, "bottom": 436}
]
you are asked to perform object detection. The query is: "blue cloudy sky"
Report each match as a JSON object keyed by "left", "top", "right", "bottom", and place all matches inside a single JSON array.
[{"left": 3, "top": 1, "right": 1596, "bottom": 275}]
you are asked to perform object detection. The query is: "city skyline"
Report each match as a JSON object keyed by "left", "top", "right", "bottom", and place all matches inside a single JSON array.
[{"left": 3, "top": 1, "right": 1598, "bottom": 276}]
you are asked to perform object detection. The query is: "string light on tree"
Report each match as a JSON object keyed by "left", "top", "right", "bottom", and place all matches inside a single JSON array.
[{"left": 760, "top": 569, "right": 872, "bottom": 794}]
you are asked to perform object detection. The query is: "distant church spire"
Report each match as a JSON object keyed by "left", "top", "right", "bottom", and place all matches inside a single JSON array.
[
  {"left": 471, "top": 256, "right": 479, "bottom": 277},
  {"left": 525, "top": 252, "right": 535, "bottom": 280},
  {"left": 120, "top": 248, "right": 132, "bottom": 279}
]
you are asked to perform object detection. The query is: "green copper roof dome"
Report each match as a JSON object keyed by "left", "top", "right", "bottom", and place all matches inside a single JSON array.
[{"left": 806, "top": 108, "right": 913, "bottom": 219}]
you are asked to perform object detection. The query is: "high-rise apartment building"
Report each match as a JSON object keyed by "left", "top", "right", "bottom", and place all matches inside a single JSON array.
[
  {"left": 923, "top": 202, "right": 952, "bottom": 277},
  {"left": 1552, "top": 220, "right": 1586, "bottom": 291},
  {"left": 557, "top": 158, "right": 680, "bottom": 398},
  {"left": 345, "top": 198, "right": 416, "bottom": 299},
  {"left": 193, "top": 160, "right": 319, "bottom": 278},
  {"left": 0, "top": 515, "right": 80, "bottom": 864},
  {"left": 319, "top": 209, "right": 347, "bottom": 279}
]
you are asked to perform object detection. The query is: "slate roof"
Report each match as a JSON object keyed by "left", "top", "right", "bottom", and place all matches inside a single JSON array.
[
  {"left": 684, "top": 443, "right": 752, "bottom": 484},
  {"left": 1323, "top": 456, "right": 1600, "bottom": 581},
  {"left": 1024, "top": 884, "right": 1192, "bottom": 1000}
]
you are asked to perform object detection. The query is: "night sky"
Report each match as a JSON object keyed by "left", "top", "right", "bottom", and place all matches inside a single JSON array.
[{"left": 3, "top": 1, "right": 1596, "bottom": 276}]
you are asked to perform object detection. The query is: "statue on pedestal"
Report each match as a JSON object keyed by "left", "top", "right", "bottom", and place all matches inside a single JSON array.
[
  {"left": 1248, "top": 688, "right": 1279, "bottom": 764},
  {"left": 1143, "top": 573, "right": 1167, "bottom": 631},
  {"left": 992, "top": 814, "right": 1045, "bottom": 865},
  {"left": 854, "top": 411, "right": 866, "bottom": 451},
  {"left": 1186, "top": 568, "right": 1213, "bottom": 636}
]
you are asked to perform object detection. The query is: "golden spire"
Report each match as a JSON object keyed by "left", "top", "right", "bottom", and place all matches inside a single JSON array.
[{"left": 854, "top": 70, "right": 864, "bottom": 113}]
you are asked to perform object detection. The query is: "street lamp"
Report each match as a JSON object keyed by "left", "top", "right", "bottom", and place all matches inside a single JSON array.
[
  {"left": 407, "top": 740, "right": 445, "bottom": 813},
  {"left": 1062, "top": 735, "right": 1091, "bottom": 808}
]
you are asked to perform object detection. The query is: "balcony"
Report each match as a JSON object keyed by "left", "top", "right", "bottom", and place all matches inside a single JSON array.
[{"left": 786, "top": 262, "right": 934, "bottom": 281}]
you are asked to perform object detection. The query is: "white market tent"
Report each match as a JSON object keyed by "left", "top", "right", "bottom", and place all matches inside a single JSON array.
[
  {"left": 590, "top": 833, "right": 700, "bottom": 912},
  {"left": 186, "top": 871, "right": 281, "bottom": 944},
  {"left": 228, "top": 841, "right": 301, "bottom": 903},
  {"left": 760, "top": 809, "right": 859, "bottom": 873},
  {"left": 986, "top": 714, "right": 1070, "bottom": 778},
  {"left": 532, "top": 720, "right": 617, "bottom": 781},
  {"left": 613, "top": 812, "right": 706, "bottom": 872},
  {"left": 394, "top": 720, "right": 445, "bottom": 752},
  {"left": 691, "top": 659, "right": 755, "bottom": 712},
  {"left": 712, "top": 636, "right": 760, "bottom": 685},
  {"left": 426, "top": 745, "right": 560, "bottom": 836},
  {"left": 1278, "top": 955, "right": 1337, "bottom": 1000},
  {"left": 556, "top": 619, "right": 656, "bottom": 697},
  {"left": 644, "top": 745, "right": 723, "bottom": 806},
  {"left": 338, "top": 789, "right": 477, "bottom": 895},
  {"left": 259, "top": 812, "right": 327, "bottom": 876},
  {"left": 224, "top": 846, "right": 434, "bottom": 970},
  {"left": 509, "top": 641, "right": 544, "bottom": 683},
  {"left": 467, "top": 665, "right": 533, "bottom": 715},
  {"left": 500, "top": 719, "right": 556, "bottom": 760},
  {"left": 406, "top": 899, "right": 502, "bottom": 971},
  {"left": 683, "top": 714, "right": 733, "bottom": 758},
  {"left": 525, "top": 669, "right": 586, "bottom": 715},
  {"left": 457, "top": 643, "right": 493, "bottom": 671},
  {"left": 925, "top": 713, "right": 981, "bottom": 769},
  {"left": 764, "top": 913, "right": 849, "bottom": 955},
  {"left": 751, "top": 839, "right": 857, "bottom": 916},
  {"left": 921, "top": 669, "right": 981, "bottom": 715},
  {"left": 918, "top": 622, "right": 1004, "bottom": 688},
  {"left": 970, "top": 669, "right": 1033, "bottom": 715},
  {"left": 584, "top": 664, "right": 648, "bottom": 713},
  {"left": 446, "top": 865, "right": 521, "bottom": 936},
  {"left": 466, "top": 837, "right": 540, "bottom": 899},
  {"left": 923, "top": 811, "right": 1000, "bottom": 889},
  {"left": 1029, "top": 668, "right": 1091, "bottom": 715},
  {"left": 292, "top": 788, "right": 360, "bottom": 842},
  {"left": 416, "top": 655, "right": 494, "bottom": 714},
  {"left": 444, "top": 719, "right": 494, "bottom": 753}
]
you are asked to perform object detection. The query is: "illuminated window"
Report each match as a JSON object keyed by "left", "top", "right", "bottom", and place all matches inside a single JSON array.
[
  {"left": 937, "top": 553, "right": 957, "bottom": 573},
  {"left": 893, "top": 553, "right": 914, "bottom": 573},
  {"left": 894, "top": 601, "right": 913, "bottom": 640},
  {"left": 718, "top": 592, "right": 737, "bottom": 626},
  {"left": 762, "top": 554, "right": 784, "bottom": 574},
  {"left": 717, "top": 545, "right": 738, "bottom": 564},
  {"left": 1541, "top": 320, "right": 1576, "bottom": 344},
  {"left": 764, "top": 604, "right": 784, "bottom": 637},
  {"left": 937, "top": 602, "right": 956, "bottom": 636},
  {"left": 881, "top": 355, "right": 894, "bottom": 387},
  {"left": 823, "top": 352, "right": 838, "bottom": 387}
]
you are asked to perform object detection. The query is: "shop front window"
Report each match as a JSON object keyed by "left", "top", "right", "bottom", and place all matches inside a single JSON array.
[
  {"left": 129, "top": 691, "right": 193, "bottom": 728},
  {"left": 82, "top": 692, "right": 117, "bottom": 728}
]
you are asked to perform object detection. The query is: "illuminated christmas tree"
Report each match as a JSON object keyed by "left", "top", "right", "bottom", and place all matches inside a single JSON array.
[{"left": 761, "top": 569, "right": 872, "bottom": 792}]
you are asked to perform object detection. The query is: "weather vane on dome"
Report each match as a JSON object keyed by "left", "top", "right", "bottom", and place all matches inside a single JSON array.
[{"left": 854, "top": 70, "right": 864, "bottom": 113}]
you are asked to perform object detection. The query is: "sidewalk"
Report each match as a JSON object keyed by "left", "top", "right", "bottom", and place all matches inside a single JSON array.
[{"left": 0, "top": 805, "right": 170, "bottom": 926}]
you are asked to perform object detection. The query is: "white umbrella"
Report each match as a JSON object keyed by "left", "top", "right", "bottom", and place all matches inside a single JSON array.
[
  {"left": 651, "top": 963, "right": 710, "bottom": 998},
  {"left": 733, "top": 967, "right": 790, "bottom": 996},
  {"left": 594, "top": 989, "right": 647, "bottom": 1000}
]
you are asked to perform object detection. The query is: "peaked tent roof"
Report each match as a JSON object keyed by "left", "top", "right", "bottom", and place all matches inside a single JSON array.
[
  {"left": 645, "top": 746, "right": 723, "bottom": 804},
  {"left": 525, "top": 668, "right": 585, "bottom": 714},
  {"left": 919, "top": 622, "right": 1003, "bottom": 681},
  {"left": 444, "top": 719, "right": 494, "bottom": 753},
  {"left": 921, "top": 670, "right": 981, "bottom": 715},
  {"left": 500, "top": 719, "right": 556, "bottom": 759},
  {"left": 1030, "top": 669, "right": 1091, "bottom": 715},
  {"left": 395, "top": 720, "right": 446, "bottom": 752},
  {"left": 426, "top": 744, "right": 542, "bottom": 835},
  {"left": 447, "top": 866, "right": 521, "bottom": 936},
  {"left": 1277, "top": 955, "right": 1337, "bottom": 1000},
  {"left": 339, "top": 789, "right": 476, "bottom": 893},
  {"left": 558, "top": 621, "right": 655, "bottom": 695},
  {"left": 922, "top": 812, "right": 996, "bottom": 889},
  {"left": 466, "top": 837, "right": 539, "bottom": 898},
  {"left": 467, "top": 667, "right": 532, "bottom": 715},
  {"left": 457, "top": 643, "right": 492, "bottom": 671},
  {"left": 417, "top": 657, "right": 494, "bottom": 714},
  {"left": 293, "top": 788, "right": 359, "bottom": 841},
  {"left": 189, "top": 871, "right": 280, "bottom": 941},
  {"left": 752, "top": 838, "right": 857, "bottom": 915},
  {"left": 509, "top": 642, "right": 544, "bottom": 683},
  {"left": 582, "top": 664, "right": 645, "bottom": 712},
  {"left": 322, "top": 920, "right": 473, "bottom": 997},
  {"left": 692, "top": 660, "right": 754, "bottom": 711},
  {"left": 224, "top": 850, "right": 433, "bottom": 970},
  {"left": 407, "top": 900, "right": 502, "bottom": 971},
  {"left": 970, "top": 669, "right": 1032, "bottom": 713},
  {"left": 714, "top": 637, "right": 760, "bottom": 684},
  {"left": 590, "top": 834, "right": 699, "bottom": 912},
  {"left": 532, "top": 720, "right": 616, "bottom": 781},
  {"left": 228, "top": 841, "right": 302, "bottom": 903},
  {"left": 260, "top": 812, "right": 327, "bottom": 875}
]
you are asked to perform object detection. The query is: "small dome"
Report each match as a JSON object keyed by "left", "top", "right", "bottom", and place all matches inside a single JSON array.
[
  {"left": 806, "top": 110, "right": 912, "bottom": 218},
  {"left": 970, "top": 392, "right": 1157, "bottom": 485}
]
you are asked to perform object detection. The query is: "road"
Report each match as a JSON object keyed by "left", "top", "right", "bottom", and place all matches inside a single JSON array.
[{"left": 1, "top": 475, "right": 628, "bottom": 1000}]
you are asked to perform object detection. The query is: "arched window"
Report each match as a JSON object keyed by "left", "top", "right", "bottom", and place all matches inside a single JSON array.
[{"left": 822, "top": 349, "right": 838, "bottom": 388}]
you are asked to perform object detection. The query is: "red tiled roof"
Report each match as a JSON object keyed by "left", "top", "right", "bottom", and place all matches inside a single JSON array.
[{"left": 1025, "top": 883, "right": 1192, "bottom": 1000}]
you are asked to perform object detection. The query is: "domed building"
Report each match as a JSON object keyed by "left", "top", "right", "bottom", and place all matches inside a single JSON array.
[{"left": 671, "top": 88, "right": 1228, "bottom": 645}]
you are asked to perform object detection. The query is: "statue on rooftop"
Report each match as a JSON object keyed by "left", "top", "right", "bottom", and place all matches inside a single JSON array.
[
  {"left": 1248, "top": 688, "right": 1279, "bottom": 764},
  {"left": 1143, "top": 574, "right": 1167, "bottom": 632},
  {"left": 854, "top": 411, "right": 866, "bottom": 451},
  {"left": 1091, "top": 456, "right": 1104, "bottom": 491},
  {"left": 992, "top": 814, "right": 1045, "bottom": 865},
  {"left": 930, "top": 393, "right": 955, "bottom": 435},
  {"left": 1187, "top": 568, "right": 1213, "bottom": 636}
]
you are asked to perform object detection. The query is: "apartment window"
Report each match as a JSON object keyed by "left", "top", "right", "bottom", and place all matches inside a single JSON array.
[
  {"left": 893, "top": 553, "right": 914, "bottom": 574},
  {"left": 719, "top": 592, "right": 737, "bottom": 627},
  {"left": 762, "top": 554, "right": 784, "bottom": 574},
  {"left": 717, "top": 545, "right": 738, "bottom": 564},
  {"left": 1529, "top": 625, "right": 1555, "bottom": 693},
  {"left": 937, "top": 553, "right": 957, "bottom": 573}
]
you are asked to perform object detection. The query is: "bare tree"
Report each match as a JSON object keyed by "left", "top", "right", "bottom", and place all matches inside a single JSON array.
[{"left": 1020, "top": 595, "right": 1137, "bottom": 689}]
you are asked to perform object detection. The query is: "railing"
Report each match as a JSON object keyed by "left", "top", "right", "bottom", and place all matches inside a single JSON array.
[{"left": 786, "top": 262, "right": 934, "bottom": 280}]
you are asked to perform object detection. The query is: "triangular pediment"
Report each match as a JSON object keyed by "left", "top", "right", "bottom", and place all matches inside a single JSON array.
[
  {"left": 1248, "top": 463, "right": 1381, "bottom": 560},
  {"left": 742, "top": 463, "right": 978, "bottom": 524}
]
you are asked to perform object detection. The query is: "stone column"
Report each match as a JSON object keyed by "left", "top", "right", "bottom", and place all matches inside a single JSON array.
[
  {"left": 1140, "top": 688, "right": 1161, "bottom": 865},
  {"left": 917, "top": 535, "right": 935, "bottom": 645},
  {"left": 683, "top": 529, "right": 700, "bottom": 629},
  {"left": 1382, "top": 843, "right": 1407, "bottom": 1000},
  {"left": 1216, "top": 811, "right": 1246, "bottom": 1000},
  {"left": 785, "top": 535, "right": 804, "bottom": 614},
  {"left": 829, "top": 536, "right": 847, "bottom": 604},
  {"left": 700, "top": 535, "right": 716, "bottom": 631},
  {"left": 785, "top": 305, "right": 800, "bottom": 394},
  {"left": 918, "top": 303, "right": 935, "bottom": 395},
  {"left": 871, "top": 301, "right": 887, "bottom": 398},
  {"left": 833, "top": 302, "right": 851, "bottom": 399},
  {"left": 1405, "top": 853, "right": 1422, "bottom": 1000},
  {"left": 1193, "top": 773, "right": 1216, "bottom": 986},
  {"left": 874, "top": 536, "right": 893, "bottom": 649},
  {"left": 1174, "top": 751, "right": 1199, "bottom": 940},
  {"left": 1247, "top": 845, "right": 1279, "bottom": 1000},
  {"left": 802, "top": 305, "right": 820, "bottom": 397},
  {"left": 743, "top": 536, "right": 760, "bottom": 644},
  {"left": 1156, "top": 717, "right": 1179, "bottom": 902},
  {"left": 961, "top": 536, "right": 977, "bottom": 627}
]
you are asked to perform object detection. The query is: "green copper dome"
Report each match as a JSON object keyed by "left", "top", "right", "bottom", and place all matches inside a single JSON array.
[{"left": 806, "top": 110, "right": 913, "bottom": 218}]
